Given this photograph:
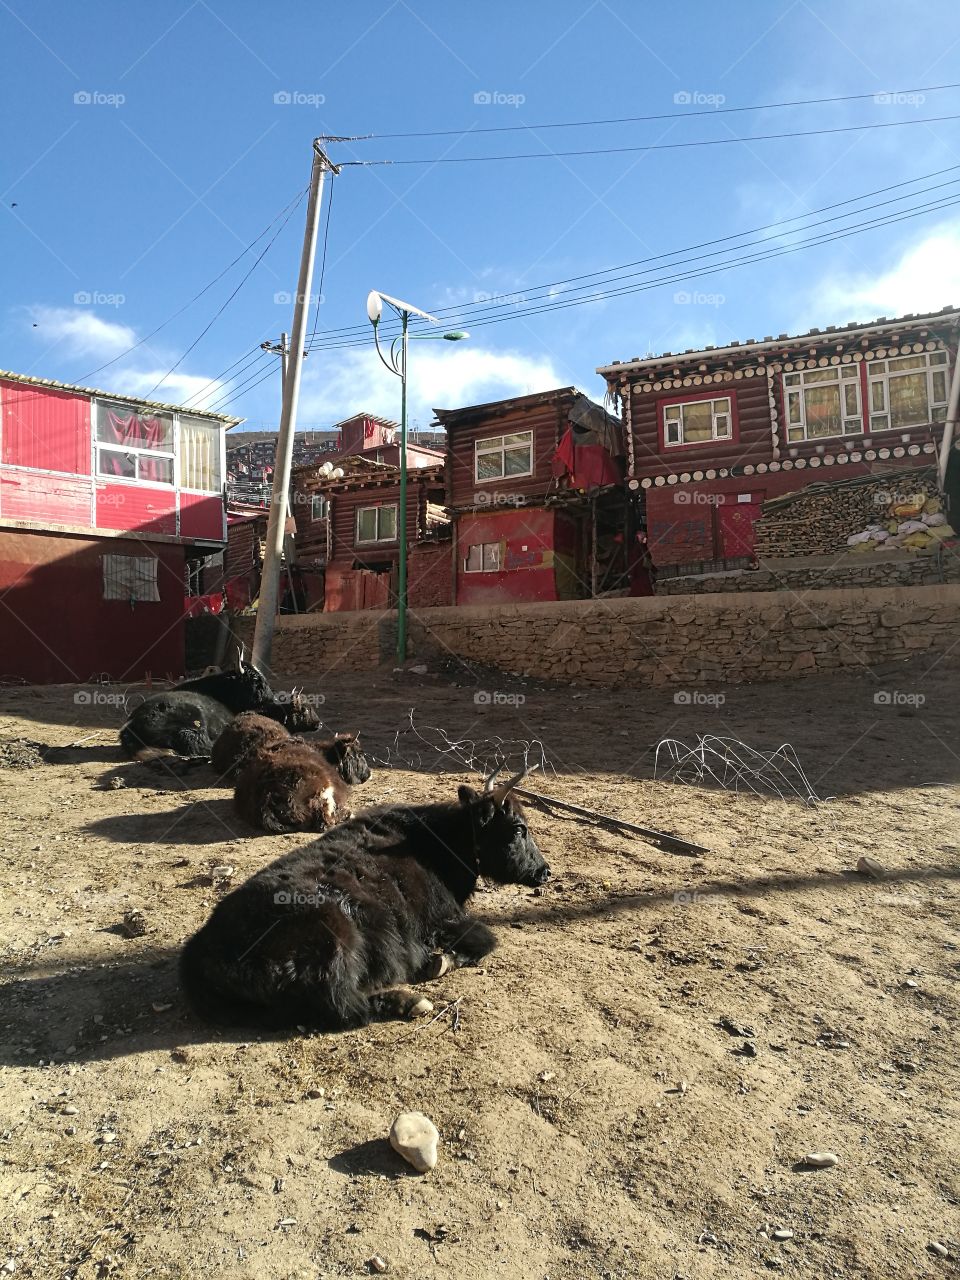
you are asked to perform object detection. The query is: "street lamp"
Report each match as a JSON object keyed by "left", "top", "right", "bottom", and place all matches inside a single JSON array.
[{"left": 367, "top": 290, "right": 468, "bottom": 664}]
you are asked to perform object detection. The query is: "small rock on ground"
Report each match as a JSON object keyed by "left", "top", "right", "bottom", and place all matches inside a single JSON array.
[{"left": 390, "top": 1111, "right": 440, "bottom": 1173}]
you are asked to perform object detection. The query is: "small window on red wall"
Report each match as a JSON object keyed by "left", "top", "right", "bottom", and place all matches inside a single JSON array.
[
  {"left": 463, "top": 542, "right": 501, "bottom": 572},
  {"left": 663, "top": 396, "right": 733, "bottom": 447}
]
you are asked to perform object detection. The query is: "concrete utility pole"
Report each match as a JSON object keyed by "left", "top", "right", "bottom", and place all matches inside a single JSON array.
[
  {"left": 252, "top": 141, "right": 338, "bottom": 673},
  {"left": 260, "top": 332, "right": 300, "bottom": 613}
]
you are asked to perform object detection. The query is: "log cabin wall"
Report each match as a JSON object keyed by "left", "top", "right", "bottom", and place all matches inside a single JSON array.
[{"left": 441, "top": 389, "right": 575, "bottom": 510}]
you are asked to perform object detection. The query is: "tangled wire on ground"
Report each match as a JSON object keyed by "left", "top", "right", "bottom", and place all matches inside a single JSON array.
[
  {"left": 370, "top": 709, "right": 555, "bottom": 783},
  {"left": 653, "top": 734, "right": 830, "bottom": 806}
]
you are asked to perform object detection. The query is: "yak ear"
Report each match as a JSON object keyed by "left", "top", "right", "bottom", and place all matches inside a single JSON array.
[
  {"left": 458, "top": 784, "right": 482, "bottom": 807},
  {"left": 334, "top": 731, "right": 356, "bottom": 743}
]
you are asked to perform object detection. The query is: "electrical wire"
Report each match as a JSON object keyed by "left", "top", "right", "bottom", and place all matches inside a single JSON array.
[
  {"left": 140, "top": 190, "right": 309, "bottom": 401},
  {"left": 298, "top": 163, "right": 960, "bottom": 348},
  {"left": 77, "top": 186, "right": 308, "bottom": 384},
  {"left": 358, "top": 81, "right": 960, "bottom": 140},
  {"left": 339, "top": 112, "right": 960, "bottom": 166},
  {"left": 309, "top": 173, "right": 336, "bottom": 340}
]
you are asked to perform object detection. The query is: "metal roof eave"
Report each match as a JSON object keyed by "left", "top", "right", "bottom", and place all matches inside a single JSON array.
[{"left": 0, "top": 368, "right": 242, "bottom": 425}]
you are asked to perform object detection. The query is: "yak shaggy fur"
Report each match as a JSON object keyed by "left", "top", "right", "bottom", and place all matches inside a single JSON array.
[
  {"left": 233, "top": 735, "right": 372, "bottom": 833},
  {"left": 180, "top": 785, "right": 550, "bottom": 1031}
]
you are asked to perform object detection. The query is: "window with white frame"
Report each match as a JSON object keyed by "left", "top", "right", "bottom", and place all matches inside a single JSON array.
[
  {"left": 311, "top": 494, "right": 328, "bottom": 521},
  {"left": 356, "top": 503, "right": 398, "bottom": 545},
  {"left": 179, "top": 415, "right": 222, "bottom": 491},
  {"left": 867, "top": 350, "right": 949, "bottom": 432},
  {"left": 662, "top": 396, "right": 733, "bottom": 447},
  {"left": 475, "top": 431, "right": 533, "bottom": 482},
  {"left": 95, "top": 402, "right": 175, "bottom": 484},
  {"left": 463, "top": 541, "right": 501, "bottom": 572},
  {"left": 782, "top": 365, "right": 862, "bottom": 442}
]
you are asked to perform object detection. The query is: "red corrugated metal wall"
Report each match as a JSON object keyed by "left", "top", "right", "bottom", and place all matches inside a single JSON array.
[
  {"left": 0, "top": 530, "right": 185, "bottom": 683},
  {"left": 1, "top": 381, "right": 91, "bottom": 474}
]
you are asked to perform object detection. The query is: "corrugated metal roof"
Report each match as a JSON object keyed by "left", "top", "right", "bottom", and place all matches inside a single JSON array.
[
  {"left": 0, "top": 368, "right": 242, "bottom": 424},
  {"left": 597, "top": 305, "right": 960, "bottom": 376}
]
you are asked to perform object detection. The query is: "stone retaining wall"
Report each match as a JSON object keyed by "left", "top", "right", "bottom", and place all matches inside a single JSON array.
[
  {"left": 234, "top": 583, "right": 960, "bottom": 689},
  {"left": 657, "top": 551, "right": 958, "bottom": 595}
]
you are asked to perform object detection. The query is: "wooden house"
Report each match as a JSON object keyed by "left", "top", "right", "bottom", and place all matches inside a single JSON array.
[
  {"left": 597, "top": 305, "right": 960, "bottom": 574},
  {"left": 291, "top": 455, "right": 450, "bottom": 612},
  {"left": 434, "top": 387, "right": 625, "bottom": 606},
  {"left": 0, "top": 368, "right": 235, "bottom": 682}
]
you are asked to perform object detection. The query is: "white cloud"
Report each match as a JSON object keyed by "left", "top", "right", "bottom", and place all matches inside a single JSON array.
[
  {"left": 803, "top": 220, "right": 960, "bottom": 326},
  {"left": 298, "top": 343, "right": 566, "bottom": 428},
  {"left": 27, "top": 306, "right": 136, "bottom": 359}
]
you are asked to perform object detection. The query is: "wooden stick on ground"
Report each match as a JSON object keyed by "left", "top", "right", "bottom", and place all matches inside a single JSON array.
[{"left": 513, "top": 786, "right": 708, "bottom": 856}]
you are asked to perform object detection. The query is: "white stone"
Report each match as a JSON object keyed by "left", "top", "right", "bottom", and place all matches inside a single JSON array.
[
  {"left": 802, "top": 1151, "right": 838, "bottom": 1168},
  {"left": 390, "top": 1111, "right": 440, "bottom": 1173}
]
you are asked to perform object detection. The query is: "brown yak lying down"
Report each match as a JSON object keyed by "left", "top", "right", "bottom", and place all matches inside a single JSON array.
[
  {"left": 210, "top": 711, "right": 293, "bottom": 782},
  {"left": 231, "top": 729, "right": 372, "bottom": 834}
]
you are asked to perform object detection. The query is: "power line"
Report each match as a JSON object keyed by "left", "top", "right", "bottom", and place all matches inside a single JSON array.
[
  {"left": 359, "top": 81, "right": 960, "bottom": 140},
  {"left": 77, "top": 186, "right": 308, "bottom": 384},
  {"left": 309, "top": 172, "right": 336, "bottom": 340},
  {"left": 340, "top": 112, "right": 960, "bottom": 166},
  {"left": 141, "top": 191, "right": 309, "bottom": 401},
  {"left": 299, "top": 163, "right": 960, "bottom": 347}
]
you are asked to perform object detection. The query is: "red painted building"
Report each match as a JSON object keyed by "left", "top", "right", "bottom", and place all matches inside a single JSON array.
[
  {"left": 597, "top": 306, "right": 960, "bottom": 573},
  {"left": 434, "top": 387, "right": 625, "bottom": 606},
  {"left": 0, "top": 370, "right": 236, "bottom": 683},
  {"left": 291, "top": 455, "right": 451, "bottom": 612}
]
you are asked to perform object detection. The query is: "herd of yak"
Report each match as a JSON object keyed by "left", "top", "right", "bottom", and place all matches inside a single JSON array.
[{"left": 116, "top": 658, "right": 551, "bottom": 1034}]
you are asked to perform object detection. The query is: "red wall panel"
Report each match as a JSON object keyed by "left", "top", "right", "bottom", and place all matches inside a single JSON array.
[
  {"left": 1, "top": 381, "right": 91, "bottom": 474},
  {"left": 0, "top": 530, "right": 185, "bottom": 683},
  {"left": 0, "top": 470, "right": 91, "bottom": 526},
  {"left": 179, "top": 492, "right": 224, "bottom": 541},
  {"left": 456, "top": 508, "right": 562, "bottom": 605},
  {"left": 96, "top": 483, "right": 176, "bottom": 535}
]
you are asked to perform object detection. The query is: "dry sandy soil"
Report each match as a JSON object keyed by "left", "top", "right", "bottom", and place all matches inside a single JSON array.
[{"left": 1, "top": 659, "right": 959, "bottom": 1280}]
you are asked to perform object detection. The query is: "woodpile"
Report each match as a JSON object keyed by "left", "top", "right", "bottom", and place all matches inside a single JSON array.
[{"left": 753, "top": 468, "right": 944, "bottom": 558}]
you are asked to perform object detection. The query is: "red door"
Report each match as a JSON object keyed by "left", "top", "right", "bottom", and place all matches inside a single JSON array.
[{"left": 718, "top": 501, "right": 760, "bottom": 558}]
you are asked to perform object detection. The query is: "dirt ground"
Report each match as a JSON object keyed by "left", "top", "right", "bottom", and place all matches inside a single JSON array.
[{"left": 1, "top": 660, "right": 959, "bottom": 1280}]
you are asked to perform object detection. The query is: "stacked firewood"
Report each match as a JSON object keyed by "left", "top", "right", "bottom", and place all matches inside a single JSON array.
[{"left": 753, "top": 468, "right": 948, "bottom": 559}]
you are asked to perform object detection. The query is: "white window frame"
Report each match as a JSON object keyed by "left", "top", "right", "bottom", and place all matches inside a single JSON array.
[
  {"left": 355, "top": 503, "right": 398, "bottom": 545},
  {"left": 782, "top": 366, "right": 862, "bottom": 443},
  {"left": 463, "top": 541, "right": 502, "bottom": 573},
  {"left": 311, "top": 494, "right": 327, "bottom": 521},
  {"left": 474, "top": 430, "right": 534, "bottom": 483},
  {"left": 662, "top": 396, "right": 733, "bottom": 448},
  {"left": 93, "top": 398, "right": 224, "bottom": 493},
  {"left": 867, "top": 350, "right": 949, "bottom": 433}
]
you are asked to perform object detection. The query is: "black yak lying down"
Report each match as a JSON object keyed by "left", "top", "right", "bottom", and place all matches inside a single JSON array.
[
  {"left": 119, "top": 665, "right": 320, "bottom": 761},
  {"left": 233, "top": 734, "right": 372, "bottom": 833},
  {"left": 179, "top": 769, "right": 549, "bottom": 1031}
]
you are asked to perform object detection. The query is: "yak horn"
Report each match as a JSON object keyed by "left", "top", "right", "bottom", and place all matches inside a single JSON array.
[
  {"left": 488, "top": 762, "right": 538, "bottom": 804},
  {"left": 482, "top": 761, "right": 505, "bottom": 793}
]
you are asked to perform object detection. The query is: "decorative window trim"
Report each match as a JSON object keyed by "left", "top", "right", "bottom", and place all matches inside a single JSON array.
[
  {"left": 474, "top": 430, "right": 534, "bottom": 483},
  {"left": 781, "top": 365, "right": 862, "bottom": 443},
  {"left": 355, "top": 503, "right": 398, "bottom": 545},
  {"left": 463, "top": 541, "right": 502, "bottom": 573},
  {"left": 657, "top": 390, "right": 738, "bottom": 451},
  {"left": 866, "top": 350, "right": 949, "bottom": 433}
]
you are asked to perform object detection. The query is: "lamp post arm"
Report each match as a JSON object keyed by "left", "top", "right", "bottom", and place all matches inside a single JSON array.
[{"left": 372, "top": 323, "right": 401, "bottom": 378}]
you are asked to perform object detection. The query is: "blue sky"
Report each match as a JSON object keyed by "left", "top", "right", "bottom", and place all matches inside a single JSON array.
[{"left": 3, "top": 0, "right": 960, "bottom": 433}]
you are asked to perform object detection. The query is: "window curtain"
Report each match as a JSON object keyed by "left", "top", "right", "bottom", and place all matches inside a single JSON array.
[
  {"left": 179, "top": 418, "right": 221, "bottom": 491},
  {"left": 99, "top": 409, "right": 169, "bottom": 480}
]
